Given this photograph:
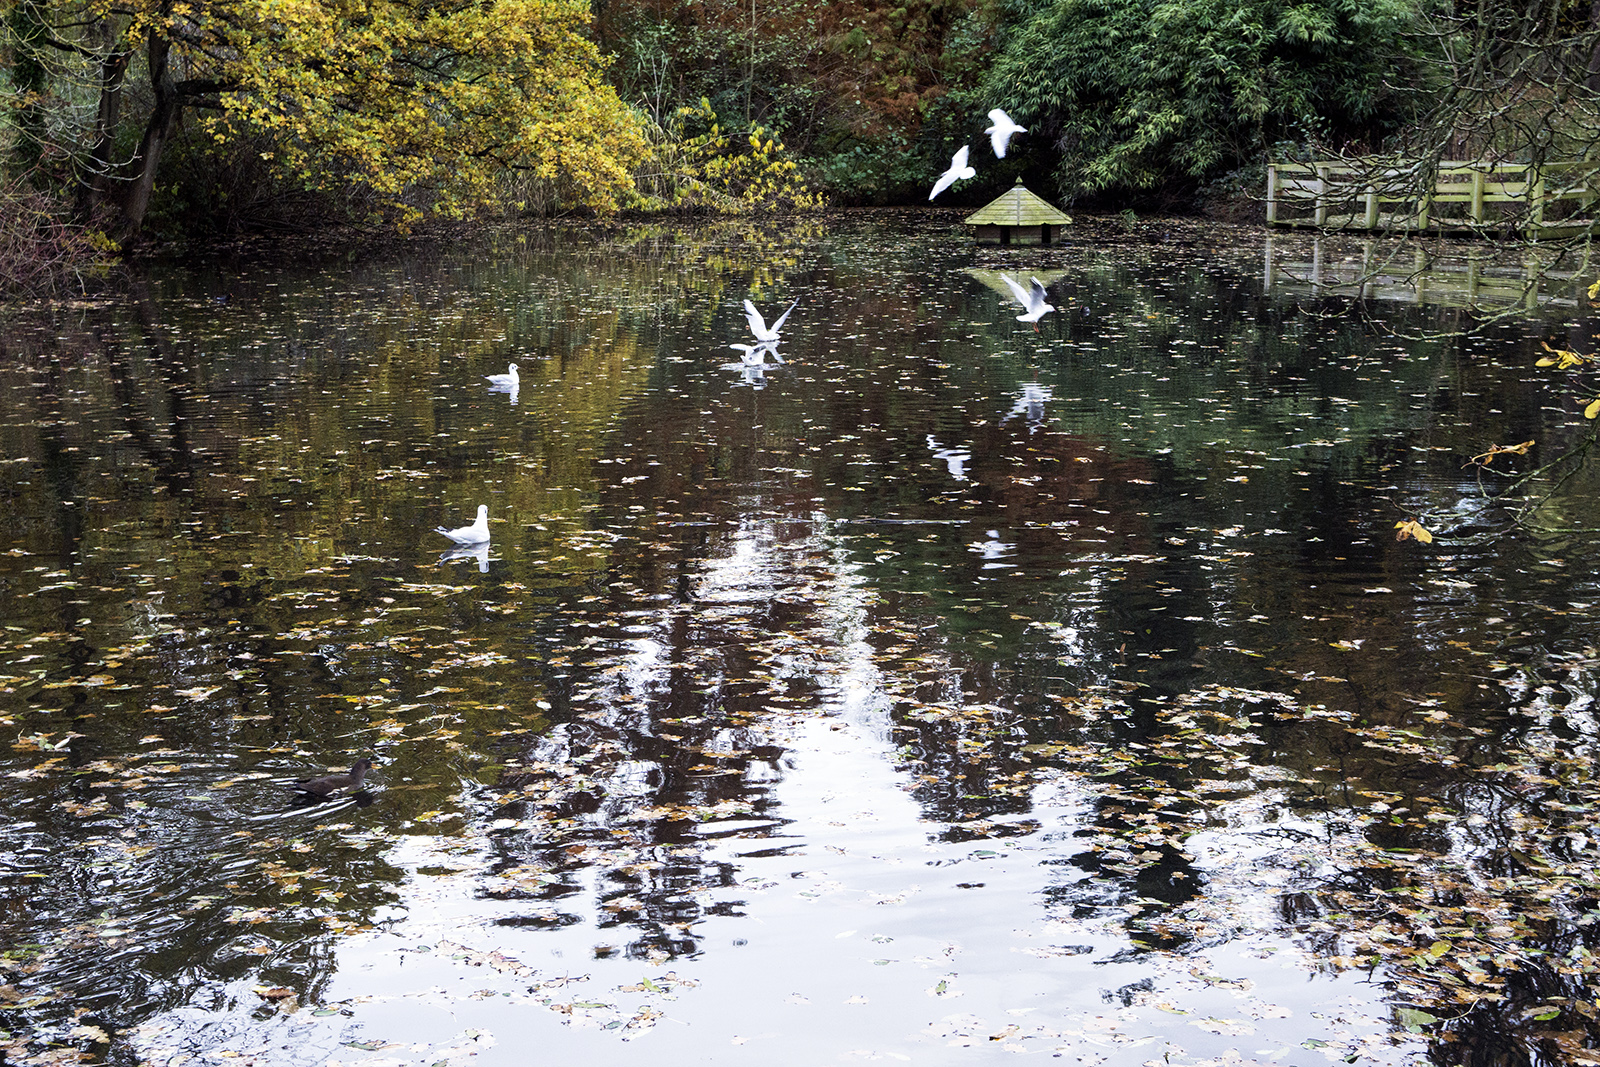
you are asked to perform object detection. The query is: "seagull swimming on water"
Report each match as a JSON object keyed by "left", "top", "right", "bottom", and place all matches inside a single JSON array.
[
  {"left": 984, "top": 109, "right": 1027, "bottom": 158},
  {"left": 744, "top": 299, "right": 798, "bottom": 346},
  {"left": 485, "top": 363, "right": 519, "bottom": 388},
  {"left": 435, "top": 504, "right": 490, "bottom": 545},
  {"left": 1000, "top": 273, "right": 1056, "bottom": 330},
  {"left": 929, "top": 145, "right": 976, "bottom": 200}
]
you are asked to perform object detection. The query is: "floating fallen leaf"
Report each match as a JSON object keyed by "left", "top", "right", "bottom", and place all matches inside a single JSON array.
[
  {"left": 1395, "top": 519, "right": 1433, "bottom": 543},
  {"left": 254, "top": 987, "right": 296, "bottom": 1000}
]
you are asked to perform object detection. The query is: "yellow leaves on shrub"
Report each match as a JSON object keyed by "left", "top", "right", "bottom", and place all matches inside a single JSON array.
[{"left": 643, "top": 99, "right": 821, "bottom": 214}]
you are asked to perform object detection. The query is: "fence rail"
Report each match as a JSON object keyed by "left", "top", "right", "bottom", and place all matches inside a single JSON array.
[{"left": 1266, "top": 160, "right": 1600, "bottom": 236}]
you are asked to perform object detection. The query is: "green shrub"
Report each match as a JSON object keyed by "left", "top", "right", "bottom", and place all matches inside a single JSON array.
[{"left": 978, "top": 0, "right": 1435, "bottom": 199}]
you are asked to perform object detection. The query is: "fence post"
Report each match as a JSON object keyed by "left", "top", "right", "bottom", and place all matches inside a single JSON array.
[
  {"left": 1364, "top": 183, "right": 1380, "bottom": 229},
  {"left": 1470, "top": 168, "right": 1485, "bottom": 224},
  {"left": 1314, "top": 164, "right": 1329, "bottom": 227},
  {"left": 1266, "top": 165, "right": 1279, "bottom": 225}
]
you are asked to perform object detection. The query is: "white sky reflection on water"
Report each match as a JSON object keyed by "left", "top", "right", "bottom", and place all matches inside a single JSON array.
[
  {"left": 135, "top": 732, "right": 1417, "bottom": 1065},
  {"left": 126, "top": 511, "right": 1422, "bottom": 1067}
]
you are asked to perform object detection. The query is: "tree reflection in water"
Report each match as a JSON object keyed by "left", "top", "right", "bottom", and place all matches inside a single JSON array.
[{"left": 0, "top": 217, "right": 1595, "bottom": 1065}]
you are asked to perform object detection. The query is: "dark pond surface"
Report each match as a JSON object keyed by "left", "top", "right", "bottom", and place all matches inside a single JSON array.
[{"left": 2, "top": 213, "right": 1600, "bottom": 1066}]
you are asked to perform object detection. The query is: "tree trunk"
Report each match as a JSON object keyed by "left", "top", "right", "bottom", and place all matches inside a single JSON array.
[
  {"left": 118, "top": 30, "right": 182, "bottom": 241},
  {"left": 75, "top": 40, "right": 132, "bottom": 220}
]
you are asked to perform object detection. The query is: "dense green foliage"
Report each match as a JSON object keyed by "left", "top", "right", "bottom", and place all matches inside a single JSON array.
[{"left": 974, "top": 0, "right": 1431, "bottom": 199}]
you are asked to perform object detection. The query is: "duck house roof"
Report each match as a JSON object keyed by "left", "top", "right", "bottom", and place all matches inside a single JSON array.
[{"left": 963, "top": 180, "right": 1073, "bottom": 227}]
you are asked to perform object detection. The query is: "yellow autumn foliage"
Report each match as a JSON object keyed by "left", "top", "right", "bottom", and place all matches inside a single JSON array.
[
  {"left": 123, "top": 0, "right": 647, "bottom": 220},
  {"left": 637, "top": 99, "right": 822, "bottom": 213}
]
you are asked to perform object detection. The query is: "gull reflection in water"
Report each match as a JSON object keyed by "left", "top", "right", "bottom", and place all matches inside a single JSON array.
[
  {"left": 968, "top": 528, "right": 1015, "bottom": 569},
  {"left": 719, "top": 358, "right": 772, "bottom": 389},
  {"left": 926, "top": 434, "right": 972, "bottom": 481},
  {"left": 1003, "top": 381, "right": 1052, "bottom": 433},
  {"left": 439, "top": 543, "right": 490, "bottom": 572}
]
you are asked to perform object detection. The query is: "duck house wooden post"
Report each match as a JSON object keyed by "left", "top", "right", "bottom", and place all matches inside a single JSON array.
[{"left": 964, "top": 180, "right": 1073, "bottom": 245}]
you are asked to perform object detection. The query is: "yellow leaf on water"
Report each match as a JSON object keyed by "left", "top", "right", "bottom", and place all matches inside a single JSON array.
[{"left": 1395, "top": 520, "right": 1433, "bottom": 544}]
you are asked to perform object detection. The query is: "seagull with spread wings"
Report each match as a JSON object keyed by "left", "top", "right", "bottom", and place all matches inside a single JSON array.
[
  {"left": 929, "top": 145, "right": 976, "bottom": 199},
  {"left": 1000, "top": 273, "right": 1056, "bottom": 330}
]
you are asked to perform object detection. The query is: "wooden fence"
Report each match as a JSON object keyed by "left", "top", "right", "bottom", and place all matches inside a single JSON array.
[{"left": 1266, "top": 160, "right": 1600, "bottom": 237}]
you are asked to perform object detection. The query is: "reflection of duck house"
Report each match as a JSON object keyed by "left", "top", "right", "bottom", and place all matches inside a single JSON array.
[
  {"left": 964, "top": 180, "right": 1073, "bottom": 245},
  {"left": 962, "top": 267, "right": 1071, "bottom": 299}
]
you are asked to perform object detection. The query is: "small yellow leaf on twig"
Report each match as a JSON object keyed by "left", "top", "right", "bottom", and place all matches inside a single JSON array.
[
  {"left": 1586, "top": 397, "right": 1600, "bottom": 420},
  {"left": 1395, "top": 520, "right": 1433, "bottom": 544},
  {"left": 1467, "top": 440, "right": 1535, "bottom": 466},
  {"left": 1538, "top": 342, "right": 1593, "bottom": 370}
]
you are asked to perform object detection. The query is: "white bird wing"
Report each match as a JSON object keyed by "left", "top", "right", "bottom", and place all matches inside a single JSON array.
[
  {"left": 1000, "top": 272, "right": 1032, "bottom": 310},
  {"left": 730, "top": 341, "right": 783, "bottom": 365},
  {"left": 985, "top": 110, "right": 1010, "bottom": 157},
  {"left": 769, "top": 298, "right": 798, "bottom": 334},
  {"left": 929, "top": 145, "right": 974, "bottom": 200},
  {"left": 1028, "top": 277, "right": 1050, "bottom": 311},
  {"left": 985, "top": 109, "right": 1025, "bottom": 158},
  {"left": 743, "top": 299, "right": 770, "bottom": 339},
  {"left": 435, "top": 507, "right": 490, "bottom": 545}
]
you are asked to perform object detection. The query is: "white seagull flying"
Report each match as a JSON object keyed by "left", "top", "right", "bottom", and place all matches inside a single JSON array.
[
  {"left": 984, "top": 109, "right": 1027, "bottom": 158},
  {"left": 1000, "top": 273, "right": 1056, "bottom": 329},
  {"left": 435, "top": 504, "right": 490, "bottom": 545},
  {"left": 929, "top": 145, "right": 976, "bottom": 200},
  {"left": 744, "top": 298, "right": 798, "bottom": 345}
]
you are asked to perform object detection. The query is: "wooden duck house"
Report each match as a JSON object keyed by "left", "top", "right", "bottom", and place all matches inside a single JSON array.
[{"left": 964, "top": 180, "right": 1073, "bottom": 245}]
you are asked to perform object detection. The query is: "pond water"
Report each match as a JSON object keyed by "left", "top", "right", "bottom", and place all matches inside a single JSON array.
[{"left": 2, "top": 214, "right": 1599, "bottom": 1067}]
